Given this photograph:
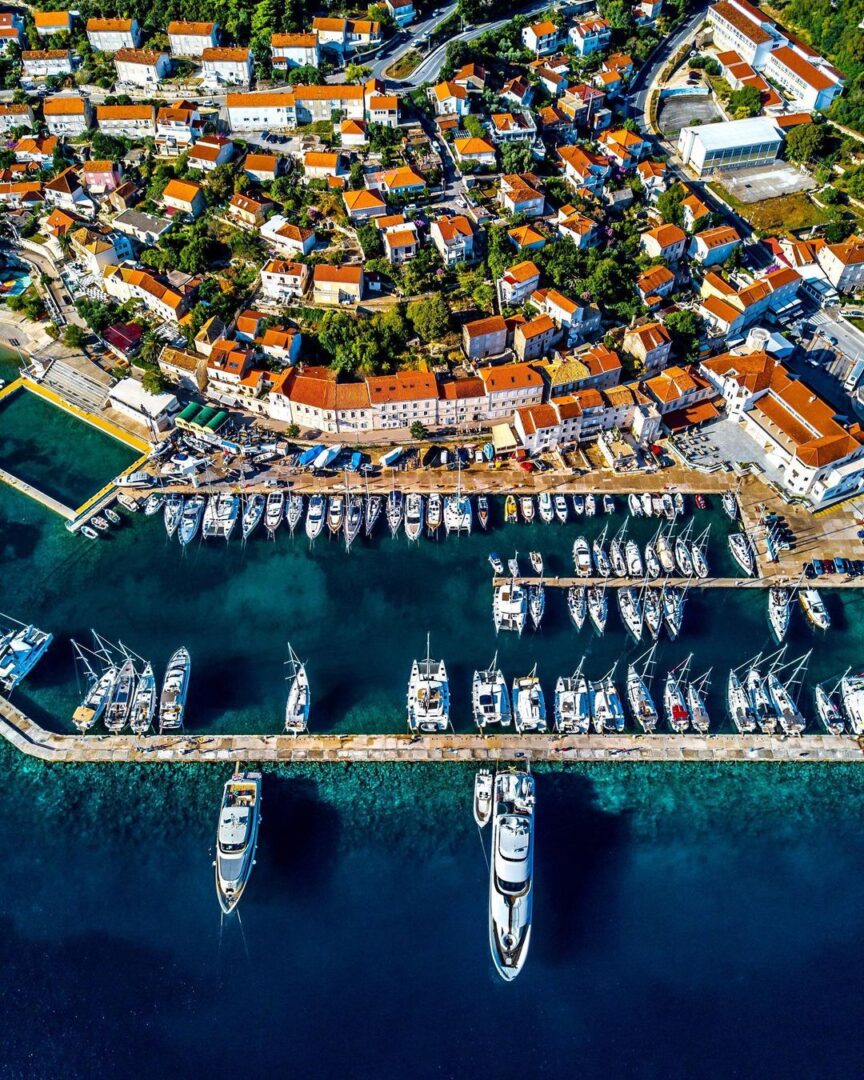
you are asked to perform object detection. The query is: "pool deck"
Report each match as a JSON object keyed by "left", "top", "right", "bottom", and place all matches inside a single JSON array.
[{"left": 1, "top": 696, "right": 862, "bottom": 763}]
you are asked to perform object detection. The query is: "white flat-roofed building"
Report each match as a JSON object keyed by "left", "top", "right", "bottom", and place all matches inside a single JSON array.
[
  {"left": 167, "top": 21, "right": 218, "bottom": 56},
  {"left": 677, "top": 116, "right": 783, "bottom": 176},
  {"left": 108, "top": 376, "right": 179, "bottom": 432}
]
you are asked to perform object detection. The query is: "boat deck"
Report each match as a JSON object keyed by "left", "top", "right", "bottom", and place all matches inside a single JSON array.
[{"left": 1, "top": 696, "right": 862, "bottom": 763}]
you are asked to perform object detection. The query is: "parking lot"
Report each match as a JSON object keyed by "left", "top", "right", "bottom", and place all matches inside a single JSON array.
[
  {"left": 717, "top": 163, "right": 816, "bottom": 204},
  {"left": 658, "top": 94, "right": 722, "bottom": 137}
]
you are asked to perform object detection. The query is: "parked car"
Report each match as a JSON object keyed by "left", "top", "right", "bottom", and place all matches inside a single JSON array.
[
  {"left": 835, "top": 557, "right": 848, "bottom": 574},
  {"left": 812, "top": 559, "right": 824, "bottom": 576},
  {"left": 824, "top": 559, "right": 836, "bottom": 574}
]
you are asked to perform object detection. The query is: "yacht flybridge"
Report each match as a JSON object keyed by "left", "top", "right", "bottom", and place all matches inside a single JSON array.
[
  {"left": 488, "top": 770, "right": 535, "bottom": 982},
  {"left": 214, "top": 771, "right": 262, "bottom": 914}
]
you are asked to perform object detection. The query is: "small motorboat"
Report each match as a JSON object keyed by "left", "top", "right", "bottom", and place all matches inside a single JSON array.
[
  {"left": 572, "top": 495, "right": 585, "bottom": 516},
  {"left": 722, "top": 491, "right": 738, "bottom": 520},
  {"left": 81, "top": 525, "right": 100, "bottom": 540},
  {"left": 116, "top": 492, "right": 140, "bottom": 513},
  {"left": 104, "top": 507, "right": 122, "bottom": 526},
  {"left": 488, "top": 552, "right": 505, "bottom": 575},
  {"left": 585, "top": 495, "right": 596, "bottom": 517},
  {"left": 477, "top": 495, "right": 489, "bottom": 531},
  {"left": 529, "top": 551, "right": 543, "bottom": 576},
  {"left": 538, "top": 492, "right": 554, "bottom": 524},
  {"left": 603, "top": 495, "right": 615, "bottom": 515},
  {"left": 520, "top": 495, "right": 535, "bottom": 523},
  {"left": 641, "top": 493, "right": 653, "bottom": 517},
  {"left": 554, "top": 494, "right": 568, "bottom": 524},
  {"left": 90, "top": 516, "right": 110, "bottom": 532},
  {"left": 508, "top": 555, "right": 520, "bottom": 578},
  {"left": 504, "top": 495, "right": 518, "bottom": 524},
  {"left": 628, "top": 493, "right": 643, "bottom": 517},
  {"left": 473, "top": 770, "right": 494, "bottom": 827},
  {"left": 143, "top": 493, "right": 164, "bottom": 516},
  {"left": 695, "top": 494, "right": 707, "bottom": 510}
]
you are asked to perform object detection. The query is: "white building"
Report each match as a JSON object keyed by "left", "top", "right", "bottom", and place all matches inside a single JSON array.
[
  {"left": 43, "top": 96, "right": 92, "bottom": 136},
  {"left": 816, "top": 237, "right": 864, "bottom": 294},
  {"left": 167, "top": 21, "right": 218, "bottom": 56},
  {"left": 202, "top": 47, "right": 252, "bottom": 87},
  {"left": 385, "top": 0, "right": 415, "bottom": 26},
  {"left": 96, "top": 104, "right": 155, "bottom": 139},
  {"left": 108, "top": 377, "right": 178, "bottom": 432},
  {"left": 21, "top": 50, "right": 73, "bottom": 78},
  {"left": 114, "top": 49, "right": 171, "bottom": 88},
  {"left": 86, "top": 17, "right": 141, "bottom": 52},
  {"left": 271, "top": 32, "right": 319, "bottom": 70},
  {"left": 677, "top": 116, "right": 784, "bottom": 176},
  {"left": 260, "top": 259, "right": 310, "bottom": 303}
]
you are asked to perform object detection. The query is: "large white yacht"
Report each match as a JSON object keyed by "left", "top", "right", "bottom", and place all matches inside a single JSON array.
[
  {"left": 159, "top": 647, "right": 191, "bottom": 732},
  {"left": 841, "top": 673, "right": 864, "bottom": 735},
  {"left": 215, "top": 772, "right": 262, "bottom": 914},
  {"left": 489, "top": 770, "right": 535, "bottom": 982},
  {"left": 407, "top": 636, "right": 450, "bottom": 733},
  {"left": 0, "top": 620, "right": 53, "bottom": 692}
]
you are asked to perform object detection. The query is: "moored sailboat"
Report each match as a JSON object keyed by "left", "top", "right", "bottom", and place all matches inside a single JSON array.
[
  {"left": 512, "top": 666, "right": 547, "bottom": 733},
  {"left": 626, "top": 645, "right": 658, "bottom": 733},
  {"left": 567, "top": 585, "right": 587, "bottom": 630},
  {"left": 407, "top": 634, "right": 450, "bottom": 733},
  {"left": 284, "top": 642, "right": 310, "bottom": 735},
  {"left": 591, "top": 666, "right": 624, "bottom": 733}
]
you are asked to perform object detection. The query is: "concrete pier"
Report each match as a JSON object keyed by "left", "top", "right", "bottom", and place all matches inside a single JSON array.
[
  {"left": 0, "top": 467, "right": 75, "bottom": 519},
  {"left": 2, "top": 697, "right": 862, "bottom": 764},
  {"left": 495, "top": 576, "right": 864, "bottom": 589}
]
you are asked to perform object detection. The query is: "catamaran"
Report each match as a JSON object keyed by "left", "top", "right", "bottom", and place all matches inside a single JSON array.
[
  {"left": 404, "top": 493, "right": 424, "bottom": 542},
  {"left": 284, "top": 643, "right": 310, "bottom": 735},
  {"left": 626, "top": 646, "right": 658, "bottom": 732},
  {"left": 443, "top": 493, "right": 472, "bottom": 534},
  {"left": 477, "top": 494, "right": 489, "bottom": 531},
  {"left": 554, "top": 661, "right": 591, "bottom": 734},
  {"left": 407, "top": 635, "right": 450, "bottom": 733},
  {"left": 0, "top": 618, "right": 52, "bottom": 693},
  {"left": 488, "top": 769, "right": 535, "bottom": 981},
  {"left": 365, "top": 494, "right": 383, "bottom": 537},
  {"left": 286, "top": 493, "right": 305, "bottom": 533},
  {"left": 664, "top": 660, "right": 691, "bottom": 734},
  {"left": 203, "top": 494, "right": 239, "bottom": 540},
  {"left": 815, "top": 683, "right": 844, "bottom": 735},
  {"left": 327, "top": 494, "right": 345, "bottom": 535},
  {"left": 163, "top": 494, "right": 184, "bottom": 539},
  {"left": 729, "top": 532, "right": 755, "bottom": 576},
  {"left": 538, "top": 492, "right": 554, "bottom": 524},
  {"left": 178, "top": 495, "right": 206, "bottom": 546},
  {"left": 528, "top": 584, "right": 545, "bottom": 630},
  {"left": 472, "top": 655, "right": 511, "bottom": 730},
  {"left": 214, "top": 771, "right": 262, "bottom": 914},
  {"left": 768, "top": 587, "right": 791, "bottom": 642},
  {"left": 799, "top": 587, "right": 830, "bottom": 631},
  {"left": 241, "top": 494, "right": 265, "bottom": 540},
  {"left": 473, "top": 769, "right": 493, "bottom": 827},
  {"left": 587, "top": 584, "right": 607, "bottom": 635},
  {"left": 625, "top": 540, "right": 644, "bottom": 578},
  {"left": 386, "top": 489, "right": 404, "bottom": 536},
  {"left": 493, "top": 582, "right": 527, "bottom": 635},
  {"left": 512, "top": 666, "right": 547, "bottom": 733},
  {"left": 841, "top": 673, "right": 864, "bottom": 734},
  {"left": 591, "top": 666, "right": 624, "bottom": 733},
  {"left": 129, "top": 662, "right": 156, "bottom": 735},
  {"left": 305, "top": 493, "right": 326, "bottom": 540},
  {"left": 573, "top": 536, "right": 592, "bottom": 576},
  {"left": 105, "top": 657, "right": 136, "bottom": 733},
  {"left": 159, "top": 647, "right": 190, "bottom": 732},
  {"left": 727, "top": 668, "right": 758, "bottom": 733},
  {"left": 617, "top": 585, "right": 643, "bottom": 641},
  {"left": 568, "top": 585, "right": 587, "bottom": 630},
  {"left": 554, "top": 494, "right": 568, "bottom": 523}
]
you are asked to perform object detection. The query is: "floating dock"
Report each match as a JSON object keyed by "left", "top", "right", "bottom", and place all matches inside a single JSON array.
[{"left": 1, "top": 696, "right": 861, "bottom": 764}]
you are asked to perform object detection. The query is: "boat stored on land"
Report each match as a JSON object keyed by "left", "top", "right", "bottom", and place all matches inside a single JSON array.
[{"left": 215, "top": 771, "right": 262, "bottom": 914}]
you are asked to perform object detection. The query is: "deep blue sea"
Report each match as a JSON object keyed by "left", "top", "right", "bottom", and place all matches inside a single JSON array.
[{"left": 2, "top": 363, "right": 864, "bottom": 1077}]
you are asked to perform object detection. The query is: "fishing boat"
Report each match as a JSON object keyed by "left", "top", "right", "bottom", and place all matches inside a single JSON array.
[
  {"left": 746, "top": 660, "right": 777, "bottom": 734},
  {"left": 572, "top": 495, "right": 585, "bottom": 516},
  {"left": 528, "top": 584, "right": 545, "bottom": 629},
  {"left": 443, "top": 493, "right": 472, "bottom": 534},
  {"left": 72, "top": 642, "right": 116, "bottom": 733},
  {"left": 488, "top": 770, "right": 535, "bottom": 981},
  {"left": 364, "top": 494, "right": 383, "bottom": 537},
  {"left": 386, "top": 490, "right": 404, "bottom": 536},
  {"left": 729, "top": 533, "right": 755, "bottom": 576},
  {"left": 727, "top": 669, "right": 757, "bottom": 733},
  {"left": 815, "top": 684, "right": 844, "bottom": 735},
  {"left": 664, "top": 662, "right": 690, "bottom": 734},
  {"left": 473, "top": 769, "right": 493, "bottom": 827},
  {"left": 767, "top": 669, "right": 806, "bottom": 735},
  {"left": 159, "top": 647, "right": 190, "bottom": 732},
  {"left": 643, "top": 587, "right": 663, "bottom": 641},
  {"left": 284, "top": 643, "right": 310, "bottom": 735},
  {"left": 129, "top": 662, "right": 156, "bottom": 735},
  {"left": 768, "top": 587, "right": 790, "bottom": 642},
  {"left": 472, "top": 656, "right": 511, "bottom": 730},
  {"left": 722, "top": 491, "right": 738, "bottom": 520},
  {"left": 628, "top": 494, "right": 643, "bottom": 517},
  {"left": 538, "top": 492, "right": 554, "bottom": 524},
  {"left": 554, "top": 494, "right": 568, "bottom": 524},
  {"left": 591, "top": 667, "right": 624, "bottom": 733},
  {"left": 116, "top": 492, "right": 140, "bottom": 513},
  {"left": 327, "top": 494, "right": 344, "bottom": 535},
  {"left": 841, "top": 673, "right": 864, "bottom": 735},
  {"left": 641, "top": 493, "right": 653, "bottom": 517},
  {"left": 425, "top": 492, "right": 441, "bottom": 535},
  {"left": 178, "top": 495, "right": 206, "bottom": 546},
  {"left": 626, "top": 646, "right": 658, "bottom": 733},
  {"left": 305, "top": 493, "right": 326, "bottom": 540},
  {"left": 687, "top": 668, "right": 711, "bottom": 734},
  {"left": 662, "top": 585, "right": 685, "bottom": 640},
  {"left": 214, "top": 771, "right": 262, "bottom": 914},
  {"left": 520, "top": 495, "right": 535, "bottom": 523},
  {"left": 488, "top": 552, "right": 505, "bottom": 575},
  {"left": 344, "top": 494, "right": 363, "bottom": 549},
  {"left": 477, "top": 494, "right": 490, "bottom": 531},
  {"left": 573, "top": 536, "right": 592, "bottom": 576},
  {"left": 508, "top": 554, "right": 520, "bottom": 578},
  {"left": 265, "top": 490, "right": 285, "bottom": 536},
  {"left": 105, "top": 657, "right": 136, "bottom": 733},
  {"left": 585, "top": 495, "right": 596, "bottom": 517},
  {"left": 505, "top": 495, "right": 518, "bottom": 523},
  {"left": 407, "top": 635, "right": 450, "bottom": 733},
  {"left": 81, "top": 525, "right": 100, "bottom": 540},
  {"left": 163, "top": 494, "right": 184, "bottom": 538},
  {"left": 674, "top": 534, "right": 693, "bottom": 578},
  {"left": 657, "top": 529, "right": 675, "bottom": 575},
  {"left": 799, "top": 587, "right": 830, "bottom": 631},
  {"left": 104, "top": 506, "right": 122, "bottom": 526},
  {"left": 143, "top": 492, "right": 164, "bottom": 516},
  {"left": 609, "top": 533, "right": 627, "bottom": 578},
  {"left": 286, "top": 494, "right": 305, "bottom": 533},
  {"left": 592, "top": 528, "right": 610, "bottom": 577},
  {"left": 568, "top": 585, "right": 587, "bottom": 631},
  {"left": 493, "top": 582, "right": 527, "bottom": 635},
  {"left": 529, "top": 551, "right": 543, "bottom": 576},
  {"left": 587, "top": 584, "right": 607, "bottom": 635},
  {"left": 404, "top": 493, "right": 424, "bottom": 542},
  {"left": 241, "top": 494, "right": 265, "bottom": 540},
  {"left": 625, "top": 540, "right": 644, "bottom": 578},
  {"left": 554, "top": 663, "right": 591, "bottom": 734},
  {"left": 512, "top": 666, "right": 547, "bottom": 733},
  {"left": 645, "top": 536, "right": 661, "bottom": 579},
  {"left": 203, "top": 494, "right": 239, "bottom": 540},
  {"left": 617, "top": 585, "right": 643, "bottom": 641}
]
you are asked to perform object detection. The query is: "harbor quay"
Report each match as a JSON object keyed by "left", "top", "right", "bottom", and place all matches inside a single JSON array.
[{"left": 2, "top": 697, "right": 862, "bottom": 764}]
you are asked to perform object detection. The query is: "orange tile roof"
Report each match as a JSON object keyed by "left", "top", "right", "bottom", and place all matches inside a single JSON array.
[
  {"left": 313, "top": 265, "right": 363, "bottom": 285},
  {"left": 701, "top": 294, "right": 745, "bottom": 325},
  {"left": 439, "top": 377, "right": 485, "bottom": 400},
  {"left": 464, "top": 315, "right": 507, "bottom": 338},
  {"left": 637, "top": 264, "right": 675, "bottom": 293},
  {"left": 292, "top": 84, "right": 363, "bottom": 100},
  {"left": 271, "top": 33, "right": 318, "bottom": 47},
  {"left": 518, "top": 314, "right": 556, "bottom": 339},
  {"left": 435, "top": 215, "right": 472, "bottom": 242},
  {"left": 709, "top": 2, "right": 771, "bottom": 45},
  {"left": 44, "top": 96, "right": 85, "bottom": 115},
  {"left": 114, "top": 48, "right": 164, "bottom": 65},
  {"left": 769, "top": 45, "right": 835, "bottom": 91},
  {"left": 508, "top": 225, "right": 545, "bottom": 248},
  {"left": 227, "top": 92, "right": 294, "bottom": 108},
  {"left": 644, "top": 223, "right": 686, "bottom": 248},
  {"left": 244, "top": 153, "right": 279, "bottom": 172},
  {"left": 304, "top": 151, "right": 342, "bottom": 169},
  {"left": 168, "top": 21, "right": 216, "bottom": 35},
  {"left": 479, "top": 363, "right": 543, "bottom": 391},
  {"left": 504, "top": 260, "right": 540, "bottom": 284},
  {"left": 434, "top": 80, "right": 466, "bottom": 101},
  {"left": 381, "top": 166, "right": 424, "bottom": 189},
  {"left": 696, "top": 225, "right": 740, "bottom": 249},
  {"left": 34, "top": 11, "right": 70, "bottom": 28},
  {"left": 162, "top": 178, "right": 202, "bottom": 203},
  {"left": 96, "top": 105, "right": 153, "bottom": 121},
  {"left": 454, "top": 137, "right": 495, "bottom": 156},
  {"left": 366, "top": 371, "right": 437, "bottom": 403},
  {"left": 702, "top": 350, "right": 773, "bottom": 392},
  {"left": 529, "top": 20, "right": 557, "bottom": 36},
  {"left": 87, "top": 18, "right": 133, "bottom": 32},
  {"left": 264, "top": 259, "right": 305, "bottom": 276},
  {"left": 203, "top": 47, "right": 249, "bottom": 62},
  {"left": 344, "top": 188, "right": 385, "bottom": 211}
]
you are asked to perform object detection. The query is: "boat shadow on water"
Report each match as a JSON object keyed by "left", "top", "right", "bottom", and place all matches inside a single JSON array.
[{"left": 532, "top": 772, "right": 631, "bottom": 966}]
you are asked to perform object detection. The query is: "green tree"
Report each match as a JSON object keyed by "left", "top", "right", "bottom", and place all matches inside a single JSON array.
[
  {"left": 665, "top": 310, "right": 703, "bottom": 363},
  {"left": 407, "top": 294, "right": 450, "bottom": 342},
  {"left": 141, "top": 369, "right": 169, "bottom": 395},
  {"left": 356, "top": 223, "right": 383, "bottom": 259},
  {"left": 344, "top": 63, "right": 372, "bottom": 83},
  {"left": 410, "top": 420, "right": 429, "bottom": 440},
  {"left": 63, "top": 323, "right": 87, "bottom": 348},
  {"left": 286, "top": 423, "right": 301, "bottom": 438},
  {"left": 462, "top": 114, "right": 487, "bottom": 138},
  {"left": 656, "top": 185, "right": 685, "bottom": 227},
  {"left": 178, "top": 234, "right": 210, "bottom": 274},
  {"left": 786, "top": 122, "right": 827, "bottom": 165},
  {"left": 500, "top": 140, "right": 533, "bottom": 175},
  {"left": 728, "top": 85, "right": 762, "bottom": 118},
  {"left": 207, "top": 163, "right": 235, "bottom": 205}
]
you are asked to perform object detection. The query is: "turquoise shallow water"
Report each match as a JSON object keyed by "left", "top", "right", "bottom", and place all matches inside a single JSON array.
[{"left": 3, "top": 460, "right": 864, "bottom": 1076}]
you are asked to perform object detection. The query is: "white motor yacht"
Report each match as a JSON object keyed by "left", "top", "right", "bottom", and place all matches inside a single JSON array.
[
  {"left": 573, "top": 536, "right": 592, "bottom": 576},
  {"left": 553, "top": 494, "right": 568, "bottom": 523},
  {"left": 286, "top": 493, "right": 305, "bottom": 533},
  {"left": 305, "top": 494, "right": 326, "bottom": 540},
  {"left": 159, "top": 647, "right": 190, "bottom": 732},
  {"left": 215, "top": 772, "right": 262, "bottom": 914},
  {"left": 488, "top": 770, "right": 535, "bottom": 981},
  {"left": 404, "top": 493, "right": 425, "bottom": 542},
  {"left": 538, "top": 492, "right": 554, "bottom": 524},
  {"left": 768, "top": 587, "right": 791, "bottom": 642},
  {"left": 129, "top": 662, "right": 156, "bottom": 735},
  {"left": 841, "top": 674, "right": 864, "bottom": 735},
  {"left": 473, "top": 769, "right": 493, "bottom": 827},
  {"left": 625, "top": 540, "right": 644, "bottom": 578},
  {"left": 265, "top": 490, "right": 285, "bottom": 536},
  {"left": 799, "top": 588, "right": 830, "bottom": 631}
]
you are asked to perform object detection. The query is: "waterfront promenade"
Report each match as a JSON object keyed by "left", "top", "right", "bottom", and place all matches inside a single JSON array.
[{"left": 2, "top": 696, "right": 861, "bottom": 763}]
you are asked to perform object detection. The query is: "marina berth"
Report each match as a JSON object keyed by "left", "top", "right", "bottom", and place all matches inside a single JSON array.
[
  {"left": 687, "top": 669, "right": 711, "bottom": 734},
  {"left": 815, "top": 684, "right": 844, "bottom": 735},
  {"left": 587, "top": 584, "right": 608, "bottom": 635},
  {"left": 488, "top": 770, "right": 535, "bottom": 981},
  {"left": 344, "top": 493, "right": 363, "bottom": 550},
  {"left": 163, "top": 494, "right": 183, "bottom": 538},
  {"left": 386, "top": 490, "right": 404, "bottom": 536},
  {"left": 528, "top": 583, "right": 545, "bottom": 629},
  {"left": 799, "top": 588, "right": 830, "bottom": 631},
  {"left": 727, "top": 669, "right": 758, "bottom": 734},
  {"left": 178, "top": 495, "right": 206, "bottom": 546},
  {"left": 554, "top": 494, "right": 568, "bottom": 524},
  {"left": 105, "top": 657, "right": 136, "bottom": 733},
  {"left": 840, "top": 674, "right": 864, "bottom": 735},
  {"left": 643, "top": 586, "right": 663, "bottom": 641},
  {"left": 567, "top": 585, "right": 587, "bottom": 630},
  {"left": 573, "top": 536, "right": 592, "bottom": 576},
  {"left": 768, "top": 587, "right": 791, "bottom": 642},
  {"left": 404, "top": 493, "right": 424, "bottom": 542},
  {"left": 590, "top": 668, "right": 625, "bottom": 734},
  {"left": 305, "top": 493, "right": 326, "bottom": 540},
  {"left": 365, "top": 494, "right": 383, "bottom": 536},
  {"left": 242, "top": 494, "right": 265, "bottom": 540},
  {"left": 265, "top": 490, "right": 285, "bottom": 536},
  {"left": 284, "top": 643, "right": 310, "bottom": 735},
  {"left": 627, "top": 647, "right": 659, "bottom": 733},
  {"left": 729, "top": 532, "right": 755, "bottom": 576},
  {"left": 664, "top": 662, "right": 691, "bottom": 734},
  {"left": 286, "top": 493, "right": 305, "bottom": 534},
  {"left": 504, "top": 495, "right": 518, "bottom": 523},
  {"left": 129, "top": 662, "right": 156, "bottom": 735},
  {"left": 214, "top": 771, "right": 262, "bottom": 914},
  {"left": 327, "top": 494, "right": 345, "bottom": 535},
  {"left": 538, "top": 492, "right": 553, "bottom": 524}
]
